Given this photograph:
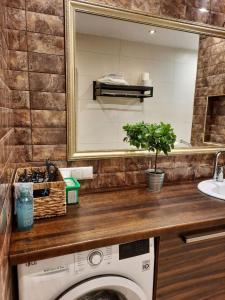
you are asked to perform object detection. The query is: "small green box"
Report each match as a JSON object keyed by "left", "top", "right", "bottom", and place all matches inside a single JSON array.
[{"left": 64, "top": 177, "right": 80, "bottom": 205}]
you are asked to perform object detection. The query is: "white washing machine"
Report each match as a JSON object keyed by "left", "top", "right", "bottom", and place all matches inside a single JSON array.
[{"left": 18, "top": 238, "right": 155, "bottom": 300}]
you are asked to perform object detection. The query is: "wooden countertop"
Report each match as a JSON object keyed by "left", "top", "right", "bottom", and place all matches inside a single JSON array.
[{"left": 9, "top": 181, "right": 225, "bottom": 265}]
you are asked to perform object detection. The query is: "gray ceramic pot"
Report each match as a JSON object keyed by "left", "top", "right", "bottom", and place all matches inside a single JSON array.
[{"left": 146, "top": 169, "right": 165, "bottom": 192}]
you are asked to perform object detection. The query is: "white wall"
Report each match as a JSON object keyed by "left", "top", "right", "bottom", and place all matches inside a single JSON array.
[{"left": 76, "top": 33, "right": 198, "bottom": 152}]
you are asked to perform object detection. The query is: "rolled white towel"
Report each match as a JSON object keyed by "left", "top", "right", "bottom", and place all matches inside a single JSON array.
[{"left": 97, "top": 73, "right": 129, "bottom": 85}]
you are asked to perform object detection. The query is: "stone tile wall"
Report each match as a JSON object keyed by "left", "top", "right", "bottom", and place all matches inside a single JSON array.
[
  {"left": 1, "top": 0, "right": 225, "bottom": 298},
  {"left": 9, "top": 0, "right": 225, "bottom": 187},
  {"left": 191, "top": 35, "right": 225, "bottom": 145},
  {"left": 70, "top": 153, "right": 218, "bottom": 193},
  {"left": 0, "top": 0, "right": 15, "bottom": 299},
  {"left": 204, "top": 95, "right": 225, "bottom": 144}
]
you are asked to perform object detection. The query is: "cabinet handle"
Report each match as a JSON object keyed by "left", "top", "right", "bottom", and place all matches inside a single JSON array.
[{"left": 183, "top": 228, "right": 225, "bottom": 244}]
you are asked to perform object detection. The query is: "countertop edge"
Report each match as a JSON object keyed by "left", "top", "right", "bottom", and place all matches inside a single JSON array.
[{"left": 10, "top": 216, "right": 225, "bottom": 265}]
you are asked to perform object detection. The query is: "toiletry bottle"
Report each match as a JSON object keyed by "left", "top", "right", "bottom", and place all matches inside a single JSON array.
[{"left": 16, "top": 183, "right": 34, "bottom": 231}]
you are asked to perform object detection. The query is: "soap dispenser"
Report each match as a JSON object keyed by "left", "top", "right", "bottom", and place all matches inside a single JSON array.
[{"left": 15, "top": 183, "right": 34, "bottom": 231}]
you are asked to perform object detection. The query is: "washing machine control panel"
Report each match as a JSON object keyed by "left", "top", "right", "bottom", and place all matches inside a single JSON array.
[
  {"left": 88, "top": 250, "right": 103, "bottom": 266},
  {"left": 74, "top": 246, "right": 113, "bottom": 273}
]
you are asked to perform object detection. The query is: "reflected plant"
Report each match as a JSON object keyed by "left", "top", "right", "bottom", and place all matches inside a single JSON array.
[{"left": 123, "top": 122, "right": 176, "bottom": 173}]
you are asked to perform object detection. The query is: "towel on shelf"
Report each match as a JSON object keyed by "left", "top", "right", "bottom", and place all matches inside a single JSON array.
[{"left": 97, "top": 73, "right": 129, "bottom": 85}]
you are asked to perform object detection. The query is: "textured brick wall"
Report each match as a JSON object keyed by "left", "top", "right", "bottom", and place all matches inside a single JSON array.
[
  {"left": 8, "top": 0, "right": 66, "bottom": 164},
  {"left": 0, "top": 0, "right": 15, "bottom": 299},
  {"left": 204, "top": 95, "right": 225, "bottom": 144},
  {"left": 0, "top": 0, "right": 224, "bottom": 298},
  {"left": 191, "top": 35, "right": 225, "bottom": 145},
  {"left": 9, "top": 0, "right": 225, "bottom": 166},
  {"left": 7, "top": 0, "right": 225, "bottom": 192},
  {"left": 68, "top": 154, "right": 219, "bottom": 193}
]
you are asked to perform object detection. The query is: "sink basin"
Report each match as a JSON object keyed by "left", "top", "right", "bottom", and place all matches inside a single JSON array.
[{"left": 198, "top": 179, "right": 225, "bottom": 200}]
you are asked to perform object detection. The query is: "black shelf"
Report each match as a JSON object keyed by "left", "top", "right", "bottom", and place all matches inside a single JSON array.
[{"left": 93, "top": 81, "right": 153, "bottom": 103}]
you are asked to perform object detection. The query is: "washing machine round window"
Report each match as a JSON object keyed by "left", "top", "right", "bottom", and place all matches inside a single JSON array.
[
  {"left": 56, "top": 275, "right": 148, "bottom": 300},
  {"left": 78, "top": 290, "right": 126, "bottom": 300}
]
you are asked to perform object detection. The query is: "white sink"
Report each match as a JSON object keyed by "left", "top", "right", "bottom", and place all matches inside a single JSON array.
[{"left": 198, "top": 179, "right": 225, "bottom": 200}]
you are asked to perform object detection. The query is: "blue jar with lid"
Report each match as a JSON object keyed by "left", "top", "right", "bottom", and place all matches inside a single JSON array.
[{"left": 15, "top": 183, "right": 34, "bottom": 231}]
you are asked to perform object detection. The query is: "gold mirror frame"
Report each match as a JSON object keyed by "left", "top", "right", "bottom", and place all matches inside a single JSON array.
[{"left": 66, "top": 0, "right": 225, "bottom": 160}]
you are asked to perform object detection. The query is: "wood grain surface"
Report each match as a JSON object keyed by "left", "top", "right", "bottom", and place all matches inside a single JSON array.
[
  {"left": 156, "top": 233, "right": 225, "bottom": 300},
  {"left": 9, "top": 181, "right": 225, "bottom": 265}
]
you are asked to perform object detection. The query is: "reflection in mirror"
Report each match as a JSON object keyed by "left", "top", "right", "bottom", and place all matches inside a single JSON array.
[{"left": 75, "top": 12, "right": 200, "bottom": 152}]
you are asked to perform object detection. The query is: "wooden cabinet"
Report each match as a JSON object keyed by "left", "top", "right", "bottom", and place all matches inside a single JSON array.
[{"left": 156, "top": 228, "right": 225, "bottom": 300}]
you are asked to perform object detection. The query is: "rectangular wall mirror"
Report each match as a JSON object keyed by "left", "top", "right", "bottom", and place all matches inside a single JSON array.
[{"left": 66, "top": 1, "right": 225, "bottom": 160}]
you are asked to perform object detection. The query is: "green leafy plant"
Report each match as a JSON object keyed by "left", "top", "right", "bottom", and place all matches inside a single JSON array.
[{"left": 123, "top": 122, "right": 176, "bottom": 173}]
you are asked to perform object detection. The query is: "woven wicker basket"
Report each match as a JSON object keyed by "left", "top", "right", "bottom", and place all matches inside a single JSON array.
[{"left": 14, "top": 167, "right": 66, "bottom": 219}]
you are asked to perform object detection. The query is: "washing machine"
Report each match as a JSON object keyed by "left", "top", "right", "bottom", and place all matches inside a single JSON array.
[{"left": 18, "top": 238, "right": 155, "bottom": 300}]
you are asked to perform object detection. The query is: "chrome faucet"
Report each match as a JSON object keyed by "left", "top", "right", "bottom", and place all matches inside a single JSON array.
[{"left": 213, "top": 151, "right": 224, "bottom": 182}]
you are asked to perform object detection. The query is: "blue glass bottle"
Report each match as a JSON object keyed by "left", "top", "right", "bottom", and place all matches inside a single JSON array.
[{"left": 16, "top": 184, "right": 34, "bottom": 231}]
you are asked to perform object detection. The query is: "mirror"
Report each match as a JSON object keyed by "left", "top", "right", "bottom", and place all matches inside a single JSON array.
[{"left": 66, "top": 1, "right": 225, "bottom": 160}]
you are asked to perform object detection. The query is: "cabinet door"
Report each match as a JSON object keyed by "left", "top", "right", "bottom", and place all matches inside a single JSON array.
[{"left": 156, "top": 230, "right": 225, "bottom": 300}]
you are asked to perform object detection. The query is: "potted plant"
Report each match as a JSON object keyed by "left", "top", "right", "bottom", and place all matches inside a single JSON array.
[{"left": 123, "top": 121, "right": 176, "bottom": 191}]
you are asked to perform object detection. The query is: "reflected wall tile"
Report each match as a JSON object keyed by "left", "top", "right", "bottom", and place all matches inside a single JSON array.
[
  {"left": 192, "top": 114, "right": 205, "bottom": 124},
  {"left": 194, "top": 97, "right": 207, "bottom": 106},
  {"left": 191, "top": 123, "right": 204, "bottom": 134},
  {"left": 193, "top": 105, "right": 206, "bottom": 115}
]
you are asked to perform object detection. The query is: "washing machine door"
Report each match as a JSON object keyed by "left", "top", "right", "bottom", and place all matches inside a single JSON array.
[{"left": 56, "top": 275, "right": 148, "bottom": 300}]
